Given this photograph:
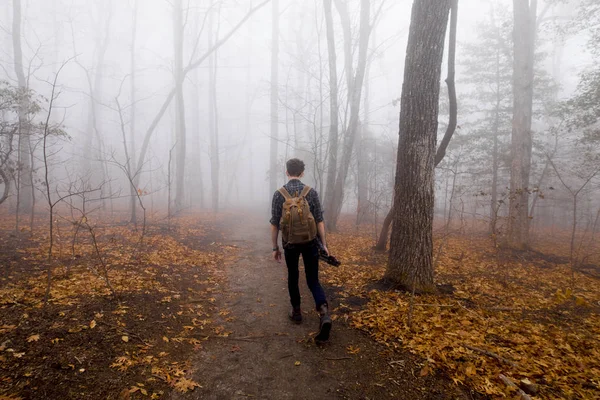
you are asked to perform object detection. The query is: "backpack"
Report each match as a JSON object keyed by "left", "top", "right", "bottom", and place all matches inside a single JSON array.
[{"left": 278, "top": 185, "right": 317, "bottom": 245}]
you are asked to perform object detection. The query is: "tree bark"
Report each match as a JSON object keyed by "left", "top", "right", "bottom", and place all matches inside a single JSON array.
[
  {"left": 269, "top": 0, "right": 280, "bottom": 196},
  {"left": 385, "top": 0, "right": 450, "bottom": 291},
  {"left": 376, "top": 0, "right": 457, "bottom": 251},
  {"left": 508, "top": 0, "right": 537, "bottom": 249}
]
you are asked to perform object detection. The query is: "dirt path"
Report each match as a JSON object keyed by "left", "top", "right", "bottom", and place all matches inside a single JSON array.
[{"left": 171, "top": 216, "right": 467, "bottom": 400}]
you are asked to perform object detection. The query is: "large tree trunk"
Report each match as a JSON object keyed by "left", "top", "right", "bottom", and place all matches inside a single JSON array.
[
  {"left": 508, "top": 0, "right": 537, "bottom": 249},
  {"left": 12, "top": 0, "right": 33, "bottom": 217},
  {"left": 323, "top": 0, "right": 339, "bottom": 231},
  {"left": 173, "top": 0, "right": 187, "bottom": 211},
  {"left": 376, "top": 0, "right": 457, "bottom": 252},
  {"left": 385, "top": 0, "right": 450, "bottom": 291},
  {"left": 269, "top": 0, "right": 279, "bottom": 195},
  {"left": 327, "top": 0, "right": 371, "bottom": 231}
]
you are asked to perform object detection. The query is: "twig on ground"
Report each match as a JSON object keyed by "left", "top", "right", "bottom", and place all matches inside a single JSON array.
[
  {"left": 464, "top": 344, "right": 518, "bottom": 367},
  {"left": 196, "top": 334, "right": 268, "bottom": 342},
  {"left": 499, "top": 374, "right": 531, "bottom": 400},
  {"left": 98, "top": 321, "right": 148, "bottom": 346},
  {"left": 325, "top": 356, "right": 352, "bottom": 361}
]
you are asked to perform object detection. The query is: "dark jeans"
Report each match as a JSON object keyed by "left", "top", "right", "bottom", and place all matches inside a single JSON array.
[{"left": 284, "top": 242, "right": 327, "bottom": 311}]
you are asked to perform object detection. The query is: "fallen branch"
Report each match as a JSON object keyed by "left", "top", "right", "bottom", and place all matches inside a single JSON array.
[
  {"left": 196, "top": 334, "right": 268, "bottom": 342},
  {"left": 98, "top": 321, "right": 148, "bottom": 346},
  {"left": 499, "top": 374, "right": 532, "bottom": 400},
  {"left": 325, "top": 356, "right": 352, "bottom": 361},
  {"left": 463, "top": 344, "right": 518, "bottom": 367}
]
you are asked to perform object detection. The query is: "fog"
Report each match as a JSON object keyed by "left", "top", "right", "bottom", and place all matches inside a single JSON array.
[{"left": 1, "top": 0, "right": 598, "bottom": 239}]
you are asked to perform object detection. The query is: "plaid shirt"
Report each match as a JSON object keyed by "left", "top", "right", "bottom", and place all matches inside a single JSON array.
[{"left": 270, "top": 179, "right": 324, "bottom": 230}]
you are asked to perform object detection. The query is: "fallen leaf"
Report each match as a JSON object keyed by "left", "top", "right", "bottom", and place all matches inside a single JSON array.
[
  {"left": 27, "top": 334, "right": 40, "bottom": 342},
  {"left": 90, "top": 320, "right": 97, "bottom": 329},
  {"left": 174, "top": 378, "right": 201, "bottom": 393},
  {"left": 122, "top": 336, "right": 129, "bottom": 343}
]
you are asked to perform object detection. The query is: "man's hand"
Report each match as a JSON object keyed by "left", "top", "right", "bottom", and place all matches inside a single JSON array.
[
  {"left": 273, "top": 249, "right": 282, "bottom": 263},
  {"left": 321, "top": 244, "right": 329, "bottom": 256}
]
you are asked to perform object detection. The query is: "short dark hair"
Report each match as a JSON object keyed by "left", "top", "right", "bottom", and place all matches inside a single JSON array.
[{"left": 286, "top": 158, "right": 305, "bottom": 177}]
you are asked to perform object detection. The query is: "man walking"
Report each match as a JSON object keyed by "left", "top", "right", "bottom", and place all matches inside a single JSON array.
[{"left": 270, "top": 158, "right": 332, "bottom": 342}]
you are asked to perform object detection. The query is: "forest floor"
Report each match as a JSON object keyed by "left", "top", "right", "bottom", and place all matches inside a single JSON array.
[
  {"left": 0, "top": 211, "right": 598, "bottom": 399},
  {"left": 0, "top": 212, "right": 466, "bottom": 400}
]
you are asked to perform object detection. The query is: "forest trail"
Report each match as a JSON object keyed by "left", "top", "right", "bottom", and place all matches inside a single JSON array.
[{"left": 170, "top": 214, "right": 464, "bottom": 400}]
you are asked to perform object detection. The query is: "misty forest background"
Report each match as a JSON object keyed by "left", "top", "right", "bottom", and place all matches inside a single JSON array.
[
  {"left": 0, "top": 0, "right": 599, "bottom": 293},
  {"left": 1, "top": 0, "right": 600, "bottom": 398}
]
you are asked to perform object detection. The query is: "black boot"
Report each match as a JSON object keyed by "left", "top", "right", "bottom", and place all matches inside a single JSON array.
[
  {"left": 315, "top": 304, "right": 332, "bottom": 342},
  {"left": 288, "top": 307, "right": 303, "bottom": 324}
]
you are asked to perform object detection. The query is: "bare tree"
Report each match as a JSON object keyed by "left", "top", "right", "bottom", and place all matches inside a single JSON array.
[
  {"left": 323, "top": 0, "right": 339, "bottom": 228},
  {"left": 269, "top": 0, "right": 280, "bottom": 195},
  {"left": 133, "top": 1, "right": 270, "bottom": 205},
  {"left": 12, "top": 0, "right": 33, "bottom": 222},
  {"left": 208, "top": 1, "right": 221, "bottom": 213},
  {"left": 173, "top": 0, "right": 188, "bottom": 211},
  {"left": 327, "top": 0, "right": 373, "bottom": 231}
]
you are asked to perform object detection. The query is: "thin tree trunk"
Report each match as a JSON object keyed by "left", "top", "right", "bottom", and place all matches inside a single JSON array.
[
  {"left": 208, "top": 2, "right": 221, "bottom": 213},
  {"left": 269, "top": 0, "right": 279, "bottom": 195},
  {"left": 490, "top": 29, "right": 501, "bottom": 234},
  {"left": 508, "top": 0, "right": 537, "bottom": 249},
  {"left": 323, "top": 0, "right": 339, "bottom": 231},
  {"left": 173, "top": 0, "right": 187, "bottom": 211},
  {"left": 12, "top": 0, "right": 33, "bottom": 217},
  {"left": 328, "top": 0, "right": 371, "bottom": 231},
  {"left": 385, "top": 0, "right": 450, "bottom": 291},
  {"left": 129, "top": 0, "right": 138, "bottom": 223}
]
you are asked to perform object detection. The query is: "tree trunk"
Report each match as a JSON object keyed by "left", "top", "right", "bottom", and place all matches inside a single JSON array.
[
  {"left": 377, "top": 0, "right": 457, "bottom": 251},
  {"left": 173, "top": 0, "right": 187, "bottom": 211},
  {"left": 269, "top": 0, "right": 280, "bottom": 195},
  {"left": 12, "top": 0, "right": 33, "bottom": 216},
  {"left": 323, "top": 0, "right": 339, "bottom": 231},
  {"left": 328, "top": 0, "right": 371, "bottom": 231},
  {"left": 374, "top": 205, "right": 393, "bottom": 251},
  {"left": 508, "top": 0, "right": 537, "bottom": 249},
  {"left": 208, "top": 2, "right": 220, "bottom": 213},
  {"left": 129, "top": 0, "right": 138, "bottom": 223},
  {"left": 490, "top": 30, "right": 501, "bottom": 234},
  {"left": 385, "top": 0, "right": 450, "bottom": 291},
  {"left": 357, "top": 28, "right": 375, "bottom": 226}
]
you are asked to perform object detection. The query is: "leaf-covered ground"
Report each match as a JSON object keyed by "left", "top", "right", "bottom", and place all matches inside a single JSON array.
[
  {"left": 1, "top": 212, "right": 467, "bottom": 400},
  {"left": 2, "top": 212, "right": 598, "bottom": 399},
  {"left": 0, "top": 214, "right": 232, "bottom": 399},
  {"left": 322, "top": 221, "right": 600, "bottom": 399}
]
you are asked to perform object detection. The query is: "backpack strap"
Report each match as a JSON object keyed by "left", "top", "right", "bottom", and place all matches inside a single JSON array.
[
  {"left": 278, "top": 187, "right": 292, "bottom": 200},
  {"left": 299, "top": 185, "right": 311, "bottom": 198}
]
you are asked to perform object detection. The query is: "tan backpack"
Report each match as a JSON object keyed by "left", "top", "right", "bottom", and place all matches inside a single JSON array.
[{"left": 279, "top": 186, "right": 317, "bottom": 245}]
